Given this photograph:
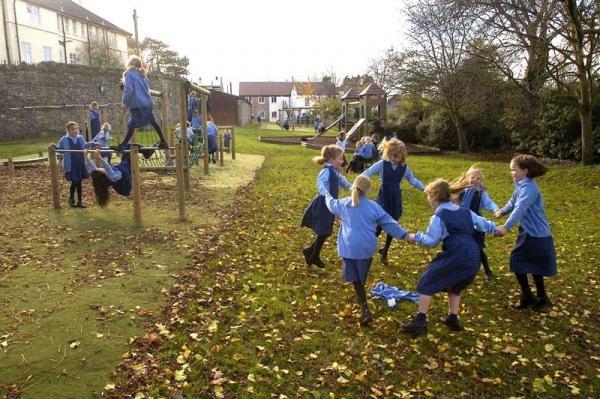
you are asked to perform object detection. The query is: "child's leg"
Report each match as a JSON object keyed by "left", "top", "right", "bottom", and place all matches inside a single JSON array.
[
  {"left": 480, "top": 248, "right": 493, "bottom": 278},
  {"left": 532, "top": 275, "right": 551, "bottom": 309},
  {"left": 417, "top": 294, "right": 432, "bottom": 315},
  {"left": 353, "top": 281, "right": 372, "bottom": 326},
  {"left": 149, "top": 119, "right": 168, "bottom": 145},
  {"left": 514, "top": 273, "right": 538, "bottom": 308},
  {"left": 69, "top": 182, "right": 77, "bottom": 203},
  {"left": 448, "top": 291, "right": 460, "bottom": 315},
  {"left": 120, "top": 123, "right": 136, "bottom": 147},
  {"left": 402, "top": 294, "right": 431, "bottom": 334},
  {"left": 379, "top": 234, "right": 394, "bottom": 260},
  {"left": 311, "top": 234, "right": 328, "bottom": 260},
  {"left": 76, "top": 181, "right": 83, "bottom": 205}
]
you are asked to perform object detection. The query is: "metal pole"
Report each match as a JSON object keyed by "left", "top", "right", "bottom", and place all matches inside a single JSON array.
[{"left": 48, "top": 146, "right": 61, "bottom": 209}]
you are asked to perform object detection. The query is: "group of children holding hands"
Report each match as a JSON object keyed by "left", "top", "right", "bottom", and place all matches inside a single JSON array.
[{"left": 302, "top": 137, "right": 557, "bottom": 334}]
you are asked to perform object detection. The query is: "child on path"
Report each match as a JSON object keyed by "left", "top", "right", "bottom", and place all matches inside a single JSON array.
[
  {"left": 402, "top": 179, "right": 499, "bottom": 335},
  {"left": 55, "top": 122, "right": 90, "bottom": 208},
  {"left": 325, "top": 175, "right": 412, "bottom": 326},
  {"left": 336, "top": 131, "right": 347, "bottom": 169},
  {"left": 89, "top": 101, "right": 101, "bottom": 137},
  {"left": 91, "top": 123, "right": 113, "bottom": 163},
  {"left": 301, "top": 145, "right": 352, "bottom": 268},
  {"left": 495, "top": 155, "right": 556, "bottom": 311},
  {"left": 451, "top": 165, "right": 499, "bottom": 279},
  {"left": 224, "top": 129, "right": 232, "bottom": 153},
  {"left": 116, "top": 55, "right": 168, "bottom": 151},
  {"left": 362, "top": 138, "right": 425, "bottom": 262}
]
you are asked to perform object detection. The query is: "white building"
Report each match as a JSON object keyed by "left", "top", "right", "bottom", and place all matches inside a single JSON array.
[{"left": 0, "top": 0, "right": 131, "bottom": 65}]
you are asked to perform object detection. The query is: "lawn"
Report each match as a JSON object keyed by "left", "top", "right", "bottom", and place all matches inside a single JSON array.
[{"left": 1, "top": 125, "right": 599, "bottom": 398}]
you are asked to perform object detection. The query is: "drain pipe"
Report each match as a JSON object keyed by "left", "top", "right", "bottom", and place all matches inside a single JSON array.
[
  {"left": 2, "top": 0, "right": 12, "bottom": 63},
  {"left": 12, "top": 0, "right": 20, "bottom": 63}
]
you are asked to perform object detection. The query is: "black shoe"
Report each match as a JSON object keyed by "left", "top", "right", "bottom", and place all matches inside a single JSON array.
[
  {"left": 532, "top": 296, "right": 552, "bottom": 311},
  {"left": 441, "top": 315, "right": 462, "bottom": 332},
  {"left": 401, "top": 316, "right": 427, "bottom": 336},
  {"left": 76, "top": 203, "right": 86, "bottom": 209},
  {"left": 69, "top": 198, "right": 76, "bottom": 208},
  {"left": 378, "top": 248, "right": 388, "bottom": 263},
  {"left": 485, "top": 272, "right": 495, "bottom": 281},
  {"left": 359, "top": 306, "right": 373, "bottom": 326},
  {"left": 302, "top": 247, "right": 313, "bottom": 266},
  {"left": 312, "top": 257, "right": 325, "bottom": 269},
  {"left": 513, "top": 295, "right": 540, "bottom": 310}
]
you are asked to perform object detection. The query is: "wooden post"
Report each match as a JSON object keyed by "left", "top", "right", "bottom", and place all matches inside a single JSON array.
[
  {"left": 219, "top": 134, "right": 224, "bottom": 166},
  {"left": 201, "top": 93, "right": 209, "bottom": 175},
  {"left": 130, "top": 146, "right": 143, "bottom": 227},
  {"left": 291, "top": 109, "right": 295, "bottom": 131},
  {"left": 7, "top": 158, "right": 14, "bottom": 174},
  {"left": 175, "top": 143, "right": 187, "bottom": 221},
  {"left": 38, "top": 150, "right": 43, "bottom": 158},
  {"left": 231, "top": 127, "right": 236, "bottom": 160},
  {"left": 81, "top": 106, "right": 89, "bottom": 141},
  {"left": 162, "top": 92, "right": 173, "bottom": 166},
  {"left": 180, "top": 83, "right": 191, "bottom": 190},
  {"left": 48, "top": 146, "right": 61, "bottom": 209}
]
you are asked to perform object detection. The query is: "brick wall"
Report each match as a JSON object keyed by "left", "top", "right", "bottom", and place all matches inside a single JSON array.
[{"left": 0, "top": 62, "right": 181, "bottom": 141}]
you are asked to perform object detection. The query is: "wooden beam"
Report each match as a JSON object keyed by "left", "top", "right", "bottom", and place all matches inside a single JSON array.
[
  {"left": 48, "top": 146, "right": 61, "bottom": 209},
  {"left": 201, "top": 93, "right": 209, "bottom": 175},
  {"left": 130, "top": 146, "right": 143, "bottom": 227}
]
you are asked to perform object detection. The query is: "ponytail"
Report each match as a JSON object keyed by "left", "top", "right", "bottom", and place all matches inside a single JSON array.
[
  {"left": 351, "top": 187, "right": 362, "bottom": 206},
  {"left": 313, "top": 144, "right": 343, "bottom": 165},
  {"left": 350, "top": 175, "right": 372, "bottom": 207}
]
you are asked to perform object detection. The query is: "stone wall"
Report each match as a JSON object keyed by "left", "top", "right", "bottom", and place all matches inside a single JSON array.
[{"left": 0, "top": 62, "right": 182, "bottom": 141}]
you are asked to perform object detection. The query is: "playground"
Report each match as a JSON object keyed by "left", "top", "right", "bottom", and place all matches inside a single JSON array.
[{"left": 0, "top": 121, "right": 598, "bottom": 398}]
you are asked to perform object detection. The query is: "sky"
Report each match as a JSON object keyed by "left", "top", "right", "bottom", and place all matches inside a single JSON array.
[{"left": 79, "top": 0, "right": 408, "bottom": 94}]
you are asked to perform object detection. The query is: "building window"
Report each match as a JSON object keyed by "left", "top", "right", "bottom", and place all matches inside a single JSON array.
[
  {"left": 271, "top": 111, "right": 277, "bottom": 118},
  {"left": 108, "top": 32, "right": 116, "bottom": 46},
  {"left": 258, "top": 96, "right": 265, "bottom": 104},
  {"left": 244, "top": 96, "right": 250, "bottom": 102},
  {"left": 57, "top": 15, "right": 61, "bottom": 31},
  {"left": 73, "top": 20, "right": 78, "bottom": 35},
  {"left": 271, "top": 96, "right": 276, "bottom": 103},
  {"left": 21, "top": 42, "right": 32, "bottom": 63},
  {"left": 43, "top": 46, "right": 52, "bottom": 62},
  {"left": 305, "top": 97, "right": 310, "bottom": 106},
  {"left": 59, "top": 51, "right": 64, "bottom": 63},
  {"left": 65, "top": 19, "right": 70, "bottom": 34},
  {"left": 81, "top": 23, "right": 86, "bottom": 37},
  {"left": 69, "top": 52, "right": 77, "bottom": 64},
  {"left": 259, "top": 111, "right": 265, "bottom": 119},
  {"left": 26, "top": 4, "right": 41, "bottom": 25}
]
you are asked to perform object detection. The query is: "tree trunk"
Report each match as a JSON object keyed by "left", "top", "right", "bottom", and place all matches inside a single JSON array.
[
  {"left": 579, "top": 88, "right": 594, "bottom": 165},
  {"left": 449, "top": 111, "right": 468, "bottom": 153}
]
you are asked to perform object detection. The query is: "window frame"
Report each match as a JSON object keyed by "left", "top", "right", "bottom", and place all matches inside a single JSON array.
[
  {"left": 43, "top": 46, "right": 52, "bottom": 62},
  {"left": 68, "top": 52, "right": 77, "bottom": 64},
  {"left": 26, "top": 4, "right": 41, "bottom": 25},
  {"left": 271, "top": 111, "right": 277, "bottom": 118},
  {"left": 21, "top": 42, "right": 32, "bottom": 63},
  {"left": 258, "top": 96, "right": 265, "bottom": 104}
]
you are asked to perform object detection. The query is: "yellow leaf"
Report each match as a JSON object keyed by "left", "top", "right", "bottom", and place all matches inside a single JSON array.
[
  {"left": 311, "top": 294, "right": 318, "bottom": 301},
  {"left": 544, "top": 344, "right": 554, "bottom": 352},
  {"left": 247, "top": 373, "right": 256, "bottom": 382}
]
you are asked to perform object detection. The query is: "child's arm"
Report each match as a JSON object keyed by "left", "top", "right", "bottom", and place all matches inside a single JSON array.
[
  {"left": 122, "top": 71, "right": 134, "bottom": 106},
  {"left": 375, "top": 205, "right": 409, "bottom": 240},
  {"left": 497, "top": 190, "right": 517, "bottom": 217},
  {"left": 338, "top": 174, "right": 352, "bottom": 190},
  {"left": 403, "top": 165, "right": 425, "bottom": 191},
  {"left": 414, "top": 215, "right": 445, "bottom": 248},
  {"left": 481, "top": 191, "right": 500, "bottom": 213},
  {"left": 56, "top": 136, "right": 67, "bottom": 150},
  {"left": 361, "top": 160, "right": 383, "bottom": 178},
  {"left": 470, "top": 211, "right": 498, "bottom": 233},
  {"left": 324, "top": 193, "right": 348, "bottom": 217},
  {"left": 316, "top": 168, "right": 330, "bottom": 196},
  {"left": 503, "top": 185, "right": 537, "bottom": 231}
]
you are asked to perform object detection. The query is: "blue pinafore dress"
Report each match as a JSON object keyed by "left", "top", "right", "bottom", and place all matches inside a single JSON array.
[
  {"left": 510, "top": 229, "right": 557, "bottom": 276},
  {"left": 377, "top": 161, "right": 406, "bottom": 220},
  {"left": 417, "top": 208, "right": 481, "bottom": 296},
  {"left": 65, "top": 137, "right": 88, "bottom": 183},
  {"left": 90, "top": 109, "right": 101, "bottom": 136},
  {"left": 112, "top": 153, "right": 132, "bottom": 196},
  {"left": 301, "top": 165, "right": 339, "bottom": 236},
  {"left": 460, "top": 188, "right": 485, "bottom": 248}
]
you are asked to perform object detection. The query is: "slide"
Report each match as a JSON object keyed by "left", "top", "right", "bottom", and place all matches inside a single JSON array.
[
  {"left": 346, "top": 118, "right": 366, "bottom": 142},
  {"left": 324, "top": 114, "right": 344, "bottom": 132}
]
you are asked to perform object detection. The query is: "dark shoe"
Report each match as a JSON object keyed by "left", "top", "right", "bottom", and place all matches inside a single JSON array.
[
  {"left": 359, "top": 306, "right": 373, "bottom": 326},
  {"left": 69, "top": 198, "right": 76, "bottom": 208},
  {"left": 441, "top": 315, "right": 462, "bottom": 332},
  {"left": 532, "top": 296, "right": 552, "bottom": 311},
  {"left": 76, "top": 203, "right": 87, "bottom": 209},
  {"left": 513, "top": 295, "right": 540, "bottom": 310},
  {"left": 312, "top": 257, "right": 325, "bottom": 269},
  {"left": 485, "top": 272, "right": 495, "bottom": 281},
  {"left": 302, "top": 247, "right": 313, "bottom": 266},
  {"left": 378, "top": 248, "right": 388, "bottom": 263},
  {"left": 401, "top": 316, "right": 427, "bottom": 336}
]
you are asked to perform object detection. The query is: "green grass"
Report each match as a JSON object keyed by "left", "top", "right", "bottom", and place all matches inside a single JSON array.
[
  {"left": 0, "top": 151, "right": 264, "bottom": 398},
  {"left": 110, "top": 125, "right": 598, "bottom": 398},
  {"left": 2, "top": 124, "right": 599, "bottom": 398}
]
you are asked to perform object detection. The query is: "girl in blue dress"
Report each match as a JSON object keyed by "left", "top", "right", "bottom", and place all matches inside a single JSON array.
[
  {"left": 56, "top": 122, "right": 90, "bottom": 208},
  {"left": 362, "top": 138, "right": 425, "bottom": 262},
  {"left": 495, "top": 155, "right": 556, "bottom": 311},
  {"left": 451, "top": 165, "right": 499, "bottom": 279},
  {"left": 402, "top": 179, "right": 498, "bottom": 335},
  {"left": 301, "top": 145, "right": 352, "bottom": 268},
  {"left": 325, "top": 175, "right": 411, "bottom": 326},
  {"left": 91, "top": 123, "right": 113, "bottom": 164},
  {"left": 117, "top": 56, "right": 169, "bottom": 151},
  {"left": 89, "top": 101, "right": 102, "bottom": 138}
]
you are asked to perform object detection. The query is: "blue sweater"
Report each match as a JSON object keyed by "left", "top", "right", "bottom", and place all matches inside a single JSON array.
[
  {"left": 56, "top": 134, "right": 90, "bottom": 172},
  {"left": 500, "top": 177, "right": 551, "bottom": 237},
  {"left": 122, "top": 68, "right": 153, "bottom": 109},
  {"left": 325, "top": 194, "right": 407, "bottom": 259}
]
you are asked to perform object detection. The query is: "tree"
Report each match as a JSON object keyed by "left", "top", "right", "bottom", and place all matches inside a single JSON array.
[
  {"left": 368, "top": 47, "right": 401, "bottom": 95},
  {"left": 77, "top": 34, "right": 123, "bottom": 68},
  {"left": 546, "top": 0, "right": 600, "bottom": 165},
  {"left": 139, "top": 37, "right": 189, "bottom": 77}
]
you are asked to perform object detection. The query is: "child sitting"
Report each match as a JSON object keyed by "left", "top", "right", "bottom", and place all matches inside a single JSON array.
[{"left": 91, "top": 123, "right": 113, "bottom": 163}]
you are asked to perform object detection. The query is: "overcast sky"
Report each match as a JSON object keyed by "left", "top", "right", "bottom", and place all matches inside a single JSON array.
[{"left": 80, "top": 0, "right": 407, "bottom": 94}]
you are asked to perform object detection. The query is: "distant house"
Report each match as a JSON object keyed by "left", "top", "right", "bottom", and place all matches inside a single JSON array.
[
  {"left": 0, "top": 0, "right": 131, "bottom": 65},
  {"left": 239, "top": 78, "right": 336, "bottom": 122}
]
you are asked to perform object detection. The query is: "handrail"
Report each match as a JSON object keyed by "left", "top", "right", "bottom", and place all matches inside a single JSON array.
[
  {"left": 149, "top": 89, "right": 162, "bottom": 97},
  {"left": 185, "top": 80, "right": 211, "bottom": 96},
  {"left": 346, "top": 118, "right": 366, "bottom": 141}
]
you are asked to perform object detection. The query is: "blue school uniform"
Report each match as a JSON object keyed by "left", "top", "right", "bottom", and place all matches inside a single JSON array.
[
  {"left": 207, "top": 122, "right": 218, "bottom": 153},
  {"left": 362, "top": 160, "right": 424, "bottom": 220},
  {"left": 122, "top": 68, "right": 157, "bottom": 128},
  {"left": 224, "top": 132, "right": 231, "bottom": 149},
  {"left": 459, "top": 187, "right": 499, "bottom": 248},
  {"left": 57, "top": 134, "right": 89, "bottom": 182},
  {"left": 90, "top": 108, "right": 101, "bottom": 136},
  {"left": 301, "top": 164, "right": 351, "bottom": 236},
  {"left": 361, "top": 143, "right": 375, "bottom": 159},
  {"left": 499, "top": 177, "right": 557, "bottom": 276},
  {"left": 325, "top": 194, "right": 407, "bottom": 284},
  {"left": 415, "top": 202, "right": 498, "bottom": 295},
  {"left": 86, "top": 154, "right": 131, "bottom": 196}
]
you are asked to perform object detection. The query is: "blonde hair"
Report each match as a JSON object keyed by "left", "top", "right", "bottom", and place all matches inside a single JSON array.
[
  {"left": 425, "top": 178, "right": 465, "bottom": 203},
  {"left": 450, "top": 164, "right": 484, "bottom": 192},
  {"left": 313, "top": 145, "right": 343, "bottom": 165},
  {"left": 380, "top": 138, "right": 407, "bottom": 163},
  {"left": 351, "top": 175, "right": 371, "bottom": 206},
  {"left": 66, "top": 121, "right": 78, "bottom": 132},
  {"left": 101, "top": 122, "right": 111, "bottom": 130},
  {"left": 363, "top": 136, "right": 372, "bottom": 144},
  {"left": 337, "top": 131, "right": 346, "bottom": 141},
  {"left": 125, "top": 55, "right": 146, "bottom": 76},
  {"left": 90, "top": 101, "right": 99, "bottom": 108}
]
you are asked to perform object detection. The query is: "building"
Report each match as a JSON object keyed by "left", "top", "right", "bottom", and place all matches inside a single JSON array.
[
  {"left": 0, "top": 0, "right": 131, "bottom": 66},
  {"left": 239, "top": 78, "right": 336, "bottom": 123}
]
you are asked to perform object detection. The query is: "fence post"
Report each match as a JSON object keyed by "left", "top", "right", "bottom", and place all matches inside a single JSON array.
[
  {"left": 231, "top": 127, "right": 236, "bottom": 160},
  {"left": 175, "top": 143, "right": 187, "bottom": 221},
  {"left": 48, "top": 146, "right": 61, "bottom": 209},
  {"left": 162, "top": 92, "right": 173, "bottom": 166},
  {"left": 201, "top": 94, "right": 209, "bottom": 175},
  {"left": 179, "top": 82, "right": 191, "bottom": 191},
  {"left": 130, "top": 146, "right": 143, "bottom": 227},
  {"left": 219, "top": 134, "right": 224, "bottom": 166},
  {"left": 38, "top": 150, "right": 43, "bottom": 158},
  {"left": 7, "top": 158, "right": 14, "bottom": 174}
]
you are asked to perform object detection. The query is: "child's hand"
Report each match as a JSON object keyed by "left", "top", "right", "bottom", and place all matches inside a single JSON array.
[
  {"left": 82, "top": 148, "right": 88, "bottom": 157},
  {"left": 93, "top": 149, "right": 101, "bottom": 160},
  {"left": 495, "top": 226, "right": 508, "bottom": 237},
  {"left": 405, "top": 233, "right": 416, "bottom": 244},
  {"left": 494, "top": 210, "right": 503, "bottom": 218}
]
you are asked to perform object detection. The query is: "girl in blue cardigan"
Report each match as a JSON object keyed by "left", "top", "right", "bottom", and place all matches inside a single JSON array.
[
  {"left": 325, "top": 175, "right": 412, "bottom": 326},
  {"left": 56, "top": 122, "right": 90, "bottom": 208}
]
